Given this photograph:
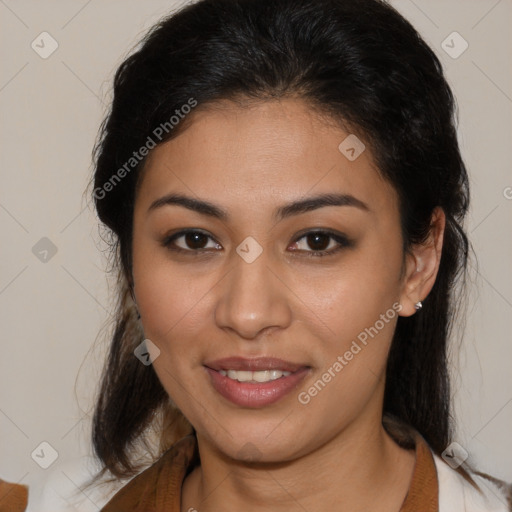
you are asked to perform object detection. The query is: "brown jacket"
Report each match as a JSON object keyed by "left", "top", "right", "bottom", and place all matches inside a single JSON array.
[{"left": 0, "top": 478, "right": 28, "bottom": 512}]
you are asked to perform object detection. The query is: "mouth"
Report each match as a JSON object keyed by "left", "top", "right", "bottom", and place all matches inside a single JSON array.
[
  {"left": 218, "top": 368, "right": 292, "bottom": 383},
  {"left": 204, "top": 357, "right": 311, "bottom": 408}
]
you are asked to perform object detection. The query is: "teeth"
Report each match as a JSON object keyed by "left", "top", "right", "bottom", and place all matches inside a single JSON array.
[{"left": 219, "top": 369, "right": 292, "bottom": 382}]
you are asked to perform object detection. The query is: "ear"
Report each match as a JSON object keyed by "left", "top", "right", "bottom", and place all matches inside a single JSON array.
[{"left": 398, "top": 207, "right": 446, "bottom": 317}]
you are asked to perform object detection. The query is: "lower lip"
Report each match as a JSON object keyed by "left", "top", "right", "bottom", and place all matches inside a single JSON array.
[{"left": 205, "top": 367, "right": 310, "bottom": 408}]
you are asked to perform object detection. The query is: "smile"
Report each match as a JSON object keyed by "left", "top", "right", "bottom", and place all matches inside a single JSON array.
[
  {"left": 204, "top": 357, "right": 310, "bottom": 408},
  {"left": 219, "top": 369, "right": 292, "bottom": 382}
]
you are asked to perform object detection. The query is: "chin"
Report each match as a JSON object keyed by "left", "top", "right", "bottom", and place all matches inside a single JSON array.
[{"left": 198, "top": 416, "right": 312, "bottom": 464}]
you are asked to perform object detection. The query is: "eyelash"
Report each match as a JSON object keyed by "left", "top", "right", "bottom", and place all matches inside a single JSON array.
[{"left": 161, "top": 229, "right": 352, "bottom": 258}]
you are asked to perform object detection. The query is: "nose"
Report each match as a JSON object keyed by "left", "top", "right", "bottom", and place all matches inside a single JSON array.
[{"left": 214, "top": 247, "right": 292, "bottom": 340}]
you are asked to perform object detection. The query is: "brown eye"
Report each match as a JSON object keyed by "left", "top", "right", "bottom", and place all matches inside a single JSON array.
[
  {"left": 162, "top": 230, "right": 222, "bottom": 252},
  {"left": 305, "top": 233, "right": 331, "bottom": 251},
  {"left": 182, "top": 232, "right": 209, "bottom": 249},
  {"left": 290, "top": 230, "right": 352, "bottom": 257}
]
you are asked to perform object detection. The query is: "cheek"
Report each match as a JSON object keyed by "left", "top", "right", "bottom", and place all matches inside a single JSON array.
[
  {"left": 295, "top": 292, "right": 400, "bottom": 431},
  {"left": 133, "top": 259, "right": 210, "bottom": 408},
  {"left": 132, "top": 240, "right": 211, "bottom": 339},
  {"left": 136, "top": 272, "right": 205, "bottom": 340},
  {"left": 296, "top": 243, "right": 402, "bottom": 342},
  {"left": 292, "top": 239, "right": 403, "bottom": 409}
]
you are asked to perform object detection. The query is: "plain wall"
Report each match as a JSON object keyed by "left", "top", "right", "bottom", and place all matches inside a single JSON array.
[{"left": 1, "top": 0, "right": 511, "bottom": 509}]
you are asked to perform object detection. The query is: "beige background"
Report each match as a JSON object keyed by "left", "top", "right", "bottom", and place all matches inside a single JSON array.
[{"left": 1, "top": 0, "right": 511, "bottom": 509}]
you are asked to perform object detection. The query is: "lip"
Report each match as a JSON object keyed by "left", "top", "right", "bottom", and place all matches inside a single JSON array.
[{"left": 204, "top": 357, "right": 311, "bottom": 408}]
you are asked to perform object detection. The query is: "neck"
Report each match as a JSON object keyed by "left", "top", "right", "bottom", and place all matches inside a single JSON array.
[{"left": 181, "top": 414, "right": 416, "bottom": 512}]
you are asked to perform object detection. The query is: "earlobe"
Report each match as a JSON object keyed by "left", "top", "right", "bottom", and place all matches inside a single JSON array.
[{"left": 398, "top": 207, "right": 446, "bottom": 317}]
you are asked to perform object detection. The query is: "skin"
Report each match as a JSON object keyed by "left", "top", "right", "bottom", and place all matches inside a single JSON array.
[{"left": 131, "top": 97, "right": 445, "bottom": 512}]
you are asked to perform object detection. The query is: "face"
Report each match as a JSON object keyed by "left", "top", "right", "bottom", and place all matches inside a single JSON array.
[{"left": 131, "top": 98, "right": 418, "bottom": 462}]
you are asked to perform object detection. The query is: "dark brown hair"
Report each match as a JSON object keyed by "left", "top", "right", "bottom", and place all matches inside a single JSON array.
[{"left": 90, "top": 0, "right": 470, "bottom": 483}]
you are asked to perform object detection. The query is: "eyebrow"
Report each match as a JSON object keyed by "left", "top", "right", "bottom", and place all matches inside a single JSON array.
[{"left": 147, "top": 192, "right": 370, "bottom": 221}]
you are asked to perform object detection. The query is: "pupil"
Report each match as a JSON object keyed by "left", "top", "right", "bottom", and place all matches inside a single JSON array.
[
  {"left": 307, "top": 233, "right": 328, "bottom": 251},
  {"left": 186, "top": 232, "right": 207, "bottom": 249}
]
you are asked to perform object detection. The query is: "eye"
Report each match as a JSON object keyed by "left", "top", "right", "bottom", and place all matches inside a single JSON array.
[
  {"left": 289, "top": 230, "right": 352, "bottom": 257},
  {"left": 161, "top": 229, "right": 352, "bottom": 258},
  {"left": 162, "top": 230, "right": 222, "bottom": 253}
]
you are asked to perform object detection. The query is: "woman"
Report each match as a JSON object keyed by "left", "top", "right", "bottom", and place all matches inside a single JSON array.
[{"left": 45, "top": 0, "right": 512, "bottom": 510}]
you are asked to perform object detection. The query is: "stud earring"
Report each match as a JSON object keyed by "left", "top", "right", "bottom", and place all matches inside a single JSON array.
[{"left": 414, "top": 301, "right": 423, "bottom": 311}]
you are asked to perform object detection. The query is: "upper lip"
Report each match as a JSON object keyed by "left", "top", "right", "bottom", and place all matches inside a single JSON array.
[{"left": 204, "top": 357, "right": 308, "bottom": 373}]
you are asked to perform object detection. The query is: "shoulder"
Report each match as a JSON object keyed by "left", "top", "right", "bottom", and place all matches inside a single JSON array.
[
  {"left": 101, "top": 434, "right": 198, "bottom": 512},
  {"left": 23, "top": 455, "right": 125, "bottom": 512},
  {"left": 0, "top": 478, "right": 28, "bottom": 512},
  {"left": 433, "top": 454, "right": 512, "bottom": 512}
]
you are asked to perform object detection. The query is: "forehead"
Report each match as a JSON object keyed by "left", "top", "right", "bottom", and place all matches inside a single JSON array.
[{"left": 136, "top": 98, "right": 398, "bottom": 218}]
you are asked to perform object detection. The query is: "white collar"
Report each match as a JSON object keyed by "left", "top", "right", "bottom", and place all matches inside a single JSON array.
[{"left": 434, "top": 453, "right": 510, "bottom": 511}]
